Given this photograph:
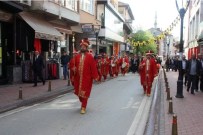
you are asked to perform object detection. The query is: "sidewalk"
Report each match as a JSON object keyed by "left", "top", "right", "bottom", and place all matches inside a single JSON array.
[
  {"left": 0, "top": 79, "right": 74, "bottom": 113},
  {"left": 163, "top": 71, "right": 203, "bottom": 135}
]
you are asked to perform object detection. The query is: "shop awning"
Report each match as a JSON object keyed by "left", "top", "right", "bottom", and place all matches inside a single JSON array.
[{"left": 19, "top": 12, "right": 63, "bottom": 41}]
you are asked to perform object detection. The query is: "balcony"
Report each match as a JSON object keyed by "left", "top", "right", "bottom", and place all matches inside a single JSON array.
[{"left": 30, "top": 0, "right": 80, "bottom": 24}]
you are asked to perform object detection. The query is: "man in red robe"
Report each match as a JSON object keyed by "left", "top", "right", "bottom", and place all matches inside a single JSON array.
[
  {"left": 96, "top": 54, "right": 102, "bottom": 82},
  {"left": 139, "top": 51, "right": 157, "bottom": 96},
  {"left": 121, "top": 55, "right": 130, "bottom": 76},
  {"left": 110, "top": 55, "right": 116, "bottom": 78},
  {"left": 70, "top": 38, "right": 99, "bottom": 114},
  {"left": 101, "top": 53, "right": 109, "bottom": 81}
]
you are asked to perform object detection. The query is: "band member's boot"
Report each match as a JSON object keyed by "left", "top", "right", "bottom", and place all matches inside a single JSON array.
[{"left": 81, "top": 107, "right": 86, "bottom": 114}]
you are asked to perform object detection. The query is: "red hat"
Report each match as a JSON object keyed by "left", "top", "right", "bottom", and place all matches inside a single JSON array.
[
  {"left": 80, "top": 38, "right": 90, "bottom": 47},
  {"left": 146, "top": 50, "right": 154, "bottom": 55}
]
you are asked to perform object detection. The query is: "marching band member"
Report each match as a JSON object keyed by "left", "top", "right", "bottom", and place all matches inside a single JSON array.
[
  {"left": 139, "top": 50, "right": 157, "bottom": 97},
  {"left": 70, "top": 38, "right": 99, "bottom": 114},
  {"left": 121, "top": 54, "right": 130, "bottom": 76}
]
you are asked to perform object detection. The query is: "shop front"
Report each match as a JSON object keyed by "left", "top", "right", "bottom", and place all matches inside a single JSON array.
[
  {"left": 18, "top": 12, "right": 63, "bottom": 82},
  {"left": 0, "top": 2, "right": 23, "bottom": 84}
]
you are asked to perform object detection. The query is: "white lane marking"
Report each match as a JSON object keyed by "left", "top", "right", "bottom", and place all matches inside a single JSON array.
[
  {"left": 0, "top": 104, "right": 39, "bottom": 119},
  {"left": 0, "top": 94, "right": 72, "bottom": 119},
  {"left": 126, "top": 96, "right": 150, "bottom": 135}
]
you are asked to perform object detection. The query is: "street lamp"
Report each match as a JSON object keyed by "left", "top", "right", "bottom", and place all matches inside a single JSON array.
[
  {"left": 175, "top": 0, "right": 190, "bottom": 98},
  {"left": 167, "top": 36, "right": 170, "bottom": 58},
  {"left": 94, "top": 25, "right": 100, "bottom": 56}
]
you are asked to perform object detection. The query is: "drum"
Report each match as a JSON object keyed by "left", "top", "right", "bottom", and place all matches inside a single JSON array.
[
  {"left": 111, "top": 64, "right": 116, "bottom": 67},
  {"left": 122, "top": 62, "right": 127, "bottom": 68}
]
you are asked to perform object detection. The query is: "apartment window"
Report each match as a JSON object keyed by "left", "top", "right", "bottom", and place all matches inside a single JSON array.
[
  {"left": 80, "top": 0, "right": 94, "bottom": 15},
  {"left": 50, "top": 0, "right": 78, "bottom": 12},
  {"left": 196, "top": 10, "right": 199, "bottom": 38},
  {"left": 64, "top": 0, "right": 77, "bottom": 11}
]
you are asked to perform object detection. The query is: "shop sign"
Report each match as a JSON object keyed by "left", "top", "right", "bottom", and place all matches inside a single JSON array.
[{"left": 81, "top": 24, "right": 93, "bottom": 33}]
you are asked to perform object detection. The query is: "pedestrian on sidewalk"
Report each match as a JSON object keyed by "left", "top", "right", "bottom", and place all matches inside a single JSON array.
[
  {"left": 177, "top": 55, "right": 188, "bottom": 86},
  {"left": 60, "top": 51, "right": 70, "bottom": 80},
  {"left": 197, "top": 53, "right": 203, "bottom": 92},
  {"left": 139, "top": 50, "right": 157, "bottom": 96},
  {"left": 186, "top": 53, "right": 201, "bottom": 94},
  {"left": 70, "top": 38, "right": 99, "bottom": 114},
  {"left": 32, "top": 51, "right": 45, "bottom": 87}
]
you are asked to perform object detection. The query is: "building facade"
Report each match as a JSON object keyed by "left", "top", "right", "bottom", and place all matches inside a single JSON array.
[
  {"left": 118, "top": 1, "right": 134, "bottom": 55},
  {"left": 0, "top": 0, "right": 135, "bottom": 84},
  {"left": 187, "top": 0, "right": 203, "bottom": 59}
]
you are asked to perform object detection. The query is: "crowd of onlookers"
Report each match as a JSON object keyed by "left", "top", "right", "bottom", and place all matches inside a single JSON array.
[{"left": 164, "top": 53, "right": 203, "bottom": 94}]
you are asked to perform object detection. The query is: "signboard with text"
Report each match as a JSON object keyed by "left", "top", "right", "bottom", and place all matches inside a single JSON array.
[{"left": 81, "top": 24, "right": 93, "bottom": 33}]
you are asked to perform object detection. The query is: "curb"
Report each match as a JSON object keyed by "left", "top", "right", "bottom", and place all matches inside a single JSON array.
[
  {"left": 0, "top": 86, "right": 74, "bottom": 114},
  {"left": 127, "top": 74, "right": 159, "bottom": 135}
]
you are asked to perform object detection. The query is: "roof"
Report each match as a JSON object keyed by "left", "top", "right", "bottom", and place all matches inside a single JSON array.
[{"left": 118, "top": 1, "right": 134, "bottom": 20}]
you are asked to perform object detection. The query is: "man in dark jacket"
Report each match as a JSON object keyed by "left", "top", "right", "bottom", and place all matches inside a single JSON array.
[
  {"left": 32, "top": 51, "right": 45, "bottom": 87},
  {"left": 130, "top": 55, "right": 139, "bottom": 73},
  {"left": 186, "top": 54, "right": 201, "bottom": 94},
  {"left": 178, "top": 55, "right": 188, "bottom": 86},
  {"left": 61, "top": 51, "right": 70, "bottom": 80}
]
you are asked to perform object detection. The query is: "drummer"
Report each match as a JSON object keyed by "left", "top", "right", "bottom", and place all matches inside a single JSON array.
[{"left": 120, "top": 54, "right": 130, "bottom": 76}]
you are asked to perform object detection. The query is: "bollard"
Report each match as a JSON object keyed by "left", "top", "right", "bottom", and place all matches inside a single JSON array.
[
  {"left": 48, "top": 80, "right": 51, "bottom": 91},
  {"left": 165, "top": 81, "right": 168, "bottom": 88},
  {"left": 67, "top": 78, "right": 70, "bottom": 86},
  {"left": 166, "top": 86, "right": 169, "bottom": 92},
  {"left": 168, "top": 97, "right": 174, "bottom": 114},
  {"left": 165, "top": 77, "right": 168, "bottom": 83},
  {"left": 167, "top": 88, "right": 171, "bottom": 100},
  {"left": 19, "top": 87, "right": 23, "bottom": 99},
  {"left": 172, "top": 114, "right": 178, "bottom": 135}
]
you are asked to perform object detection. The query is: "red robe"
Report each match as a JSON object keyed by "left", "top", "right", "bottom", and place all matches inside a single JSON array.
[
  {"left": 96, "top": 58, "right": 102, "bottom": 82},
  {"left": 121, "top": 57, "right": 129, "bottom": 75},
  {"left": 70, "top": 52, "right": 99, "bottom": 98},
  {"left": 110, "top": 58, "right": 116, "bottom": 77},
  {"left": 139, "top": 58, "right": 156, "bottom": 95},
  {"left": 101, "top": 58, "right": 109, "bottom": 80}
]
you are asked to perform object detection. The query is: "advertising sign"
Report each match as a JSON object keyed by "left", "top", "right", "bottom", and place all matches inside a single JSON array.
[{"left": 81, "top": 24, "right": 93, "bottom": 33}]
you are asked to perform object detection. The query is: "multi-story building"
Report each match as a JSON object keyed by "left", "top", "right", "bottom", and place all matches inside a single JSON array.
[
  {"left": 118, "top": 1, "right": 134, "bottom": 55},
  {"left": 0, "top": 0, "right": 81, "bottom": 84},
  {"left": 186, "top": 0, "right": 203, "bottom": 59},
  {"left": 0, "top": 0, "right": 135, "bottom": 84},
  {"left": 96, "top": 0, "right": 125, "bottom": 56}
]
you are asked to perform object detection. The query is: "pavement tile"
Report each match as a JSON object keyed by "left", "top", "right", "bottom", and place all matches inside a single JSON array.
[
  {"left": 162, "top": 70, "right": 203, "bottom": 135},
  {"left": 0, "top": 79, "right": 74, "bottom": 113}
]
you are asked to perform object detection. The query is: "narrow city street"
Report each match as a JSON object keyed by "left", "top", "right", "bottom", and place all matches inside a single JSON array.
[{"left": 0, "top": 73, "right": 149, "bottom": 135}]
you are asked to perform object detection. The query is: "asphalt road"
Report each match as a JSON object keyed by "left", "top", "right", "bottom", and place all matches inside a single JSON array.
[{"left": 0, "top": 73, "right": 147, "bottom": 135}]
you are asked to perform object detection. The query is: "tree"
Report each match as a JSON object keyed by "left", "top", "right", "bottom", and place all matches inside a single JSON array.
[{"left": 129, "top": 30, "right": 157, "bottom": 56}]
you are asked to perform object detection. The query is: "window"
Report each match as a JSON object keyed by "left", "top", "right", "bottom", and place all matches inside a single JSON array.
[
  {"left": 80, "top": 0, "right": 94, "bottom": 15},
  {"left": 50, "top": 0, "right": 78, "bottom": 12}
]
